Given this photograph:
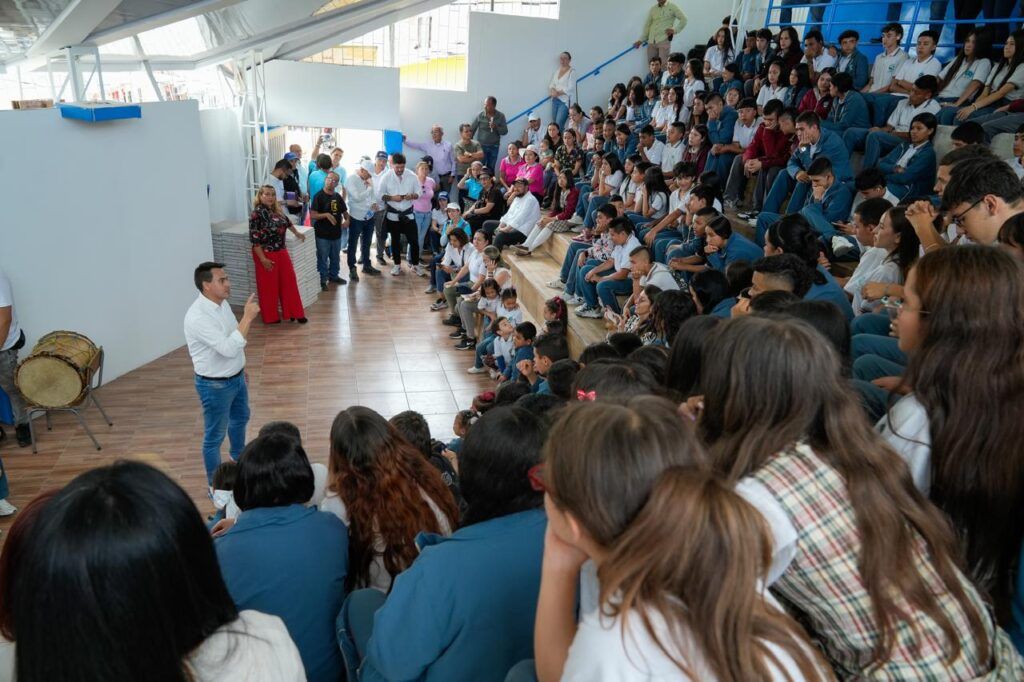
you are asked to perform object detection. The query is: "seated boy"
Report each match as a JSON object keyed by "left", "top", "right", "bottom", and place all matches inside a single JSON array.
[
  {"left": 575, "top": 218, "right": 642, "bottom": 318},
  {"left": 517, "top": 333, "right": 570, "bottom": 394}
]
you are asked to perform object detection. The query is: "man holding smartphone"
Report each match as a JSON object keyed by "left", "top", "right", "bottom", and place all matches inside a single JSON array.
[{"left": 379, "top": 153, "right": 423, "bottom": 276}]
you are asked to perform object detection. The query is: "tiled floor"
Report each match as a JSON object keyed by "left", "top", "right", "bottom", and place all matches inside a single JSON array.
[{"left": 0, "top": 267, "right": 493, "bottom": 531}]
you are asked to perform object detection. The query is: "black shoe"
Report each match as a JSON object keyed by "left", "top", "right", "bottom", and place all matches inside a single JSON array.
[
  {"left": 329, "top": 276, "right": 347, "bottom": 285},
  {"left": 0, "top": 426, "right": 6, "bottom": 444},
  {"left": 454, "top": 338, "right": 476, "bottom": 350},
  {"left": 448, "top": 329, "right": 465, "bottom": 339},
  {"left": 363, "top": 266, "right": 382, "bottom": 276},
  {"left": 15, "top": 424, "right": 31, "bottom": 448},
  {"left": 320, "top": 281, "right": 328, "bottom": 292},
  {"left": 442, "top": 315, "right": 461, "bottom": 327},
  {"left": 376, "top": 255, "right": 388, "bottom": 266},
  {"left": 349, "top": 268, "right": 360, "bottom": 282},
  {"left": 296, "top": 317, "right": 308, "bottom": 324}
]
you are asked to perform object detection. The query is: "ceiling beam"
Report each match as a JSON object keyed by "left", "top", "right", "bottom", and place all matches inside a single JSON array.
[
  {"left": 83, "top": 0, "right": 246, "bottom": 47},
  {"left": 25, "top": 0, "right": 123, "bottom": 58}
]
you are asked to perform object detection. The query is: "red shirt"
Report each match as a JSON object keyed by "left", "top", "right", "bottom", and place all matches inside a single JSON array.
[{"left": 742, "top": 123, "right": 795, "bottom": 169}]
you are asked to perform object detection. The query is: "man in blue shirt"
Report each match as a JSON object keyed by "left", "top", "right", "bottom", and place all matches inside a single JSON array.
[{"left": 800, "top": 157, "right": 854, "bottom": 241}]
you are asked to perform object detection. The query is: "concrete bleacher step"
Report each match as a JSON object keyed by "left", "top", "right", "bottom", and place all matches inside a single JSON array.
[{"left": 504, "top": 233, "right": 607, "bottom": 358}]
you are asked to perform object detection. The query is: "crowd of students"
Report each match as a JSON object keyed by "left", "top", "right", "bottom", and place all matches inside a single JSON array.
[{"left": 4, "top": 12, "right": 1024, "bottom": 682}]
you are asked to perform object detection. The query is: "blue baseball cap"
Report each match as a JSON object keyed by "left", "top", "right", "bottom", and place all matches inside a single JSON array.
[
  {"left": 283, "top": 152, "right": 298, "bottom": 161},
  {"left": 437, "top": 191, "right": 449, "bottom": 201}
]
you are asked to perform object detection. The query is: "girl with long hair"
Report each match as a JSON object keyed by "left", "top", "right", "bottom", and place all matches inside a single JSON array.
[
  {"left": 681, "top": 60, "right": 706, "bottom": 125},
  {"left": 644, "top": 288, "right": 697, "bottom": 347},
  {"left": 249, "top": 185, "right": 307, "bottom": 324},
  {"left": 689, "top": 92, "right": 709, "bottom": 129},
  {"left": 323, "top": 406, "right": 459, "bottom": 591},
  {"left": 705, "top": 27, "right": 735, "bottom": 83},
  {"left": 542, "top": 295, "right": 568, "bottom": 335},
  {"left": 536, "top": 397, "right": 831, "bottom": 682},
  {"left": 511, "top": 169, "right": 581, "bottom": 257},
  {"left": 756, "top": 60, "right": 790, "bottom": 115},
  {"left": 849, "top": 205, "right": 920, "bottom": 314},
  {"left": 608, "top": 83, "right": 628, "bottom": 122},
  {"left": 955, "top": 29, "right": 1024, "bottom": 121},
  {"left": 692, "top": 315, "right": 1021, "bottom": 678},
  {"left": 682, "top": 124, "right": 712, "bottom": 176},
  {"left": 881, "top": 246, "right": 1024, "bottom": 628},
  {"left": 937, "top": 29, "right": 994, "bottom": 120},
  {"left": 774, "top": 27, "right": 803, "bottom": 71},
  {"left": 8, "top": 462, "right": 304, "bottom": 682}
]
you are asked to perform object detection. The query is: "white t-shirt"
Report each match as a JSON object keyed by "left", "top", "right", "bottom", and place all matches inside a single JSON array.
[
  {"left": 497, "top": 302, "right": 524, "bottom": 327},
  {"left": 806, "top": 51, "right": 837, "bottom": 72},
  {"left": 441, "top": 244, "right": 465, "bottom": 269},
  {"left": 0, "top": 271, "right": 21, "bottom": 351},
  {"left": 843, "top": 246, "right": 886, "bottom": 313},
  {"left": 648, "top": 191, "right": 669, "bottom": 220},
  {"left": 643, "top": 139, "right": 666, "bottom": 165},
  {"left": 987, "top": 62, "right": 1024, "bottom": 101},
  {"left": 613, "top": 235, "right": 643, "bottom": 272},
  {"left": 870, "top": 47, "right": 908, "bottom": 92},
  {"left": 878, "top": 394, "right": 932, "bottom": 495},
  {"left": 319, "top": 488, "right": 452, "bottom": 592},
  {"left": 661, "top": 141, "right": 685, "bottom": 175},
  {"left": 705, "top": 46, "right": 733, "bottom": 74},
  {"left": 187, "top": 610, "right": 305, "bottom": 682},
  {"left": 603, "top": 170, "right": 625, "bottom": 192},
  {"left": 641, "top": 262, "right": 680, "bottom": 291},
  {"left": 756, "top": 85, "right": 789, "bottom": 109},
  {"left": 938, "top": 58, "right": 993, "bottom": 99},
  {"left": 467, "top": 248, "right": 487, "bottom": 281},
  {"left": 733, "top": 119, "right": 760, "bottom": 149},
  {"left": 564, "top": 587, "right": 819, "bottom": 681},
  {"left": 890, "top": 56, "right": 943, "bottom": 97}
]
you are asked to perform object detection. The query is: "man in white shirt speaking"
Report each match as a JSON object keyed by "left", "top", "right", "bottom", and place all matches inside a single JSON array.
[
  {"left": 184, "top": 262, "right": 260, "bottom": 485},
  {"left": 379, "top": 152, "right": 423, "bottom": 277}
]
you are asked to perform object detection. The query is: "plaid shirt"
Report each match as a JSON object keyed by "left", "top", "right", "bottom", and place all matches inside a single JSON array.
[{"left": 752, "top": 444, "right": 1016, "bottom": 680}]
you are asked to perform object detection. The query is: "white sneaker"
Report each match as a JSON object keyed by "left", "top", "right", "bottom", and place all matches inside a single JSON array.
[
  {"left": 565, "top": 294, "right": 584, "bottom": 306},
  {"left": 390, "top": 265, "right": 402, "bottom": 276},
  {"left": 0, "top": 499, "right": 17, "bottom": 517},
  {"left": 831, "top": 235, "right": 855, "bottom": 258},
  {"left": 567, "top": 214, "right": 584, "bottom": 225},
  {"left": 546, "top": 279, "right": 566, "bottom": 290},
  {"left": 467, "top": 366, "right": 488, "bottom": 374},
  {"left": 415, "top": 265, "right": 427, "bottom": 277},
  {"left": 424, "top": 285, "right": 436, "bottom": 294},
  {"left": 575, "top": 305, "right": 603, "bottom": 319}
]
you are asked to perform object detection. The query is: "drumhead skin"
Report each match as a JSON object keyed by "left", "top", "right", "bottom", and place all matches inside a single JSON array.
[{"left": 15, "top": 331, "right": 99, "bottom": 408}]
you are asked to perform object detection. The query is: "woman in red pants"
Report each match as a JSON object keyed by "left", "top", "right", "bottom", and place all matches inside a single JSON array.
[{"left": 249, "top": 185, "right": 308, "bottom": 324}]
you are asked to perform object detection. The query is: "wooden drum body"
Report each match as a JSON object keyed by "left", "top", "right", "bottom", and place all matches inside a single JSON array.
[{"left": 15, "top": 331, "right": 100, "bottom": 408}]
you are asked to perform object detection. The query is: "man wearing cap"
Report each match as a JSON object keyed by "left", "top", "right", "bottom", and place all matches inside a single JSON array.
[
  {"left": 282, "top": 153, "right": 303, "bottom": 220},
  {"left": 522, "top": 114, "right": 543, "bottom": 148},
  {"left": 464, "top": 169, "right": 506, "bottom": 235},
  {"left": 484, "top": 177, "right": 541, "bottom": 250},
  {"left": 309, "top": 171, "right": 349, "bottom": 291},
  {"left": 453, "top": 124, "right": 485, "bottom": 206},
  {"left": 345, "top": 159, "right": 381, "bottom": 280},
  {"left": 470, "top": 96, "right": 509, "bottom": 174},
  {"left": 379, "top": 152, "right": 423, "bottom": 276},
  {"left": 371, "top": 151, "right": 392, "bottom": 267},
  {"left": 404, "top": 125, "right": 455, "bottom": 195}
]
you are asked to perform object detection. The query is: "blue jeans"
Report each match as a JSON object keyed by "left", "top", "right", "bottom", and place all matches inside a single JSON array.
[
  {"left": 347, "top": 217, "right": 375, "bottom": 269},
  {"left": 559, "top": 240, "right": 592, "bottom": 283},
  {"left": 843, "top": 127, "right": 870, "bottom": 156},
  {"left": 575, "top": 185, "right": 593, "bottom": 218},
  {"left": 706, "top": 152, "right": 737, "bottom": 186},
  {"left": 577, "top": 260, "right": 609, "bottom": 307},
  {"left": 194, "top": 372, "right": 249, "bottom": 484},
  {"left": 474, "top": 333, "right": 496, "bottom": 369},
  {"left": 551, "top": 98, "right": 570, "bottom": 129},
  {"left": 595, "top": 277, "right": 633, "bottom": 312},
  {"left": 864, "top": 130, "right": 903, "bottom": 170},
  {"left": 482, "top": 144, "right": 499, "bottom": 173},
  {"left": 865, "top": 93, "right": 901, "bottom": 127},
  {"left": 763, "top": 171, "right": 798, "bottom": 215},
  {"left": 584, "top": 195, "right": 610, "bottom": 229},
  {"left": 755, "top": 211, "right": 782, "bottom": 246},
  {"left": 0, "top": 458, "right": 8, "bottom": 499},
  {"left": 413, "top": 211, "right": 431, "bottom": 260},
  {"left": 316, "top": 236, "right": 342, "bottom": 282}
]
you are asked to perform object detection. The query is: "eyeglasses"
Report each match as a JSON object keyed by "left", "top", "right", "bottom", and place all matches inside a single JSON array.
[
  {"left": 951, "top": 198, "right": 984, "bottom": 227},
  {"left": 881, "top": 296, "right": 928, "bottom": 317}
]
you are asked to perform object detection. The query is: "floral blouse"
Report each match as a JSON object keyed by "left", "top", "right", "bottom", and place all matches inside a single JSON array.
[
  {"left": 249, "top": 206, "right": 291, "bottom": 251},
  {"left": 554, "top": 144, "right": 584, "bottom": 177}
]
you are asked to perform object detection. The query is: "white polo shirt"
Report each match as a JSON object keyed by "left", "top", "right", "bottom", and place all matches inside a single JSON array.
[
  {"left": 870, "top": 47, "right": 908, "bottom": 92},
  {"left": 887, "top": 98, "right": 941, "bottom": 132},
  {"left": 805, "top": 51, "right": 837, "bottom": 72},
  {"left": 890, "top": 55, "right": 943, "bottom": 97},
  {"left": 938, "top": 58, "right": 992, "bottom": 99},
  {"left": 612, "top": 235, "right": 643, "bottom": 272},
  {"left": 661, "top": 140, "right": 685, "bottom": 174}
]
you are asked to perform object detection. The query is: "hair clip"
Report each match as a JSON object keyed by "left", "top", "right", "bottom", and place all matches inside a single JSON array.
[
  {"left": 527, "top": 464, "right": 545, "bottom": 492},
  {"left": 576, "top": 389, "right": 597, "bottom": 401}
]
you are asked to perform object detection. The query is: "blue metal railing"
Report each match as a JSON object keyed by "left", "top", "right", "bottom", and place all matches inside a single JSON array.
[
  {"left": 506, "top": 42, "right": 647, "bottom": 126},
  {"left": 763, "top": 0, "right": 1020, "bottom": 53}
]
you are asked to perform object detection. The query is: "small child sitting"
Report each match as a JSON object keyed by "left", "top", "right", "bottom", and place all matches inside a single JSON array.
[
  {"left": 491, "top": 318, "right": 517, "bottom": 380},
  {"left": 469, "top": 315, "right": 512, "bottom": 376},
  {"left": 497, "top": 287, "right": 524, "bottom": 326},
  {"left": 508, "top": 322, "right": 537, "bottom": 383},
  {"left": 447, "top": 410, "right": 476, "bottom": 455},
  {"left": 517, "top": 332, "right": 571, "bottom": 394},
  {"left": 389, "top": 410, "right": 462, "bottom": 507},
  {"left": 543, "top": 296, "right": 568, "bottom": 335},
  {"left": 545, "top": 358, "right": 581, "bottom": 401},
  {"left": 209, "top": 461, "right": 238, "bottom": 527}
]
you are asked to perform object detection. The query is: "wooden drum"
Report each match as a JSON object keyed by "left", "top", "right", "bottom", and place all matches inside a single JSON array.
[{"left": 15, "top": 331, "right": 100, "bottom": 408}]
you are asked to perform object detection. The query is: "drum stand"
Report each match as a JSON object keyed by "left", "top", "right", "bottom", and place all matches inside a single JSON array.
[{"left": 27, "top": 347, "right": 113, "bottom": 453}]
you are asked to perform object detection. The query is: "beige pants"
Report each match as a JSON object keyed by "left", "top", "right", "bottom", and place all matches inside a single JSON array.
[{"left": 648, "top": 40, "right": 672, "bottom": 64}]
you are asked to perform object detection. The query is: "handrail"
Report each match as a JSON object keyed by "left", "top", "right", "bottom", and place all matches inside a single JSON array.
[{"left": 506, "top": 42, "right": 648, "bottom": 126}]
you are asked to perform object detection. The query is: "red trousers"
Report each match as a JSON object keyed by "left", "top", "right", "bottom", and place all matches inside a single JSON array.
[{"left": 252, "top": 249, "right": 305, "bottom": 324}]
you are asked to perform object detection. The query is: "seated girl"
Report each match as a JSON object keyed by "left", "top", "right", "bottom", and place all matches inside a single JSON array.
[
  {"left": 428, "top": 225, "right": 469, "bottom": 309},
  {"left": 703, "top": 214, "right": 763, "bottom": 271},
  {"left": 879, "top": 246, "right": 1024, "bottom": 637},
  {"left": 691, "top": 315, "right": 1022, "bottom": 678},
  {"left": 846, "top": 205, "right": 919, "bottom": 314},
  {"left": 625, "top": 165, "right": 671, "bottom": 228},
  {"left": 536, "top": 396, "right": 830, "bottom": 681},
  {"left": 322, "top": 407, "right": 459, "bottom": 592},
  {"left": 681, "top": 124, "right": 712, "bottom": 176},
  {"left": 348, "top": 407, "right": 547, "bottom": 681},
  {"left": 511, "top": 170, "right": 580, "bottom": 257},
  {"left": 877, "top": 112, "right": 938, "bottom": 201}
]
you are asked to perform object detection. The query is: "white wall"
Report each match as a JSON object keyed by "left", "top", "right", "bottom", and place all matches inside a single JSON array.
[
  {"left": 200, "top": 107, "right": 248, "bottom": 223},
  {"left": 399, "top": 0, "right": 724, "bottom": 150},
  {"left": 0, "top": 101, "right": 213, "bottom": 381},
  {"left": 263, "top": 60, "right": 402, "bottom": 130}
]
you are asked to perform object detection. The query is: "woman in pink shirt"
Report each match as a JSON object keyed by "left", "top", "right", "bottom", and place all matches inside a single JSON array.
[
  {"left": 498, "top": 143, "right": 525, "bottom": 190},
  {"left": 515, "top": 145, "right": 545, "bottom": 200},
  {"left": 413, "top": 160, "right": 436, "bottom": 261}
]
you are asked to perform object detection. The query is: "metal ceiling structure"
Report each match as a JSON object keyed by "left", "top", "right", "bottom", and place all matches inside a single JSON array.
[{"left": 0, "top": 0, "right": 454, "bottom": 76}]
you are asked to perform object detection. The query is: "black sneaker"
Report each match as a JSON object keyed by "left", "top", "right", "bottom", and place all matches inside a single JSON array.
[
  {"left": 442, "top": 315, "right": 461, "bottom": 327},
  {"left": 320, "top": 281, "right": 328, "bottom": 292},
  {"left": 363, "top": 265, "right": 382, "bottom": 276},
  {"left": 376, "top": 255, "right": 388, "bottom": 266},
  {"left": 329, "top": 276, "right": 347, "bottom": 285},
  {"left": 448, "top": 329, "right": 465, "bottom": 339},
  {"left": 349, "top": 268, "right": 360, "bottom": 282},
  {"left": 454, "top": 338, "right": 476, "bottom": 350},
  {"left": 15, "top": 424, "right": 31, "bottom": 448}
]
